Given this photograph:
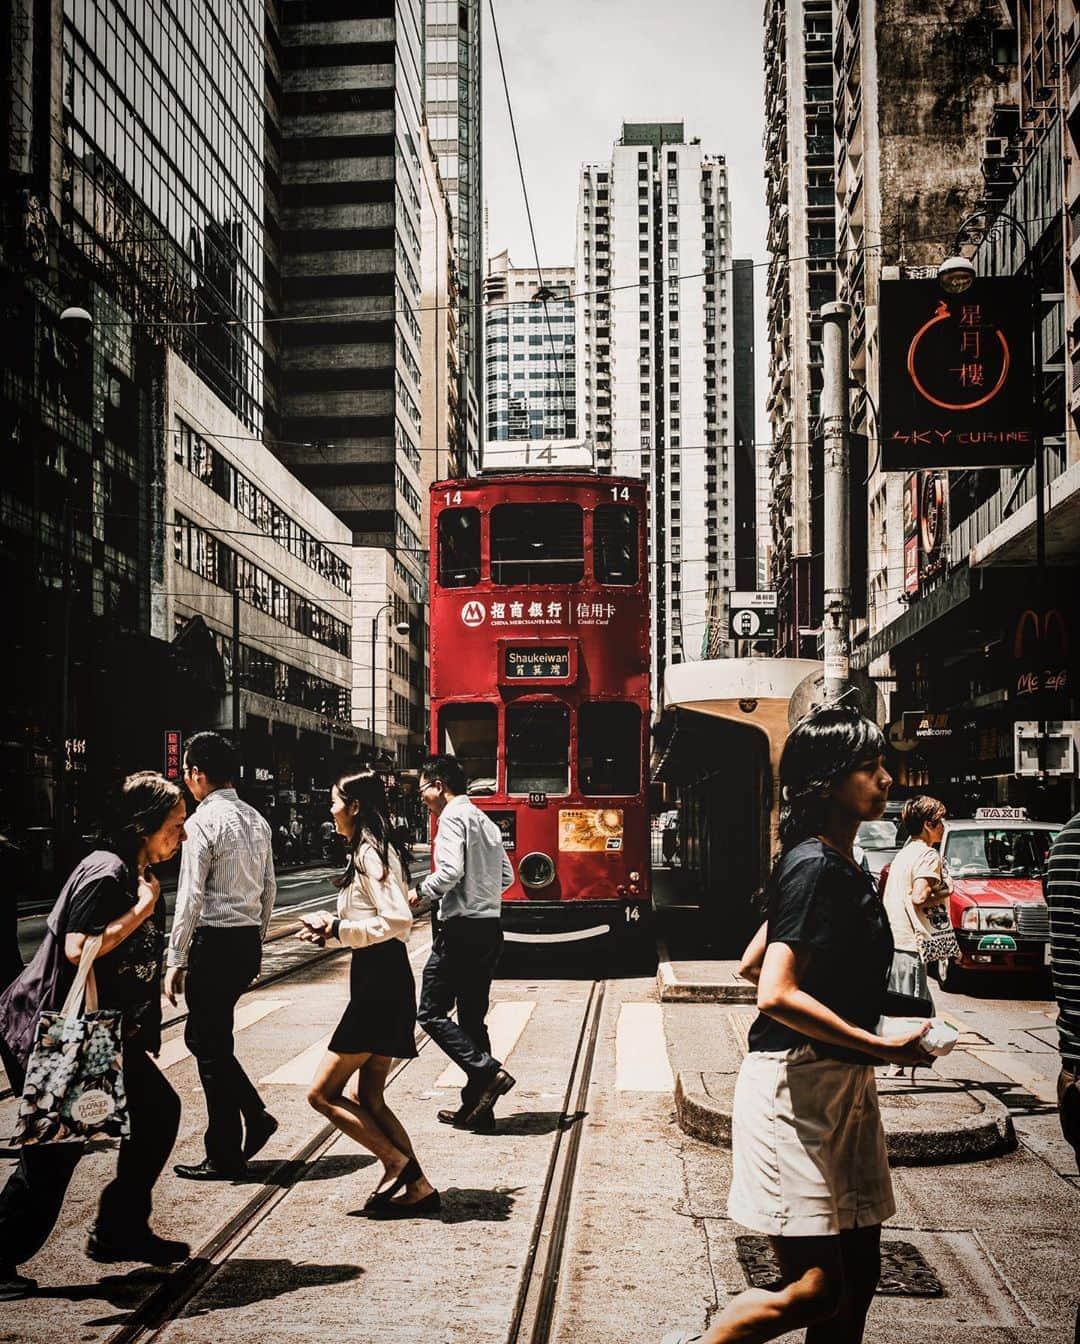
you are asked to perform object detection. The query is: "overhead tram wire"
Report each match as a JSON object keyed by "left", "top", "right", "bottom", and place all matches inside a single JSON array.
[{"left": 486, "top": 0, "right": 571, "bottom": 435}]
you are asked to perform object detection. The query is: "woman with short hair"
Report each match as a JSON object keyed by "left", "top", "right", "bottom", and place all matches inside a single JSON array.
[
  {"left": 0, "top": 772, "right": 190, "bottom": 1300},
  {"left": 662, "top": 707, "right": 929, "bottom": 1344},
  {"left": 299, "top": 771, "right": 437, "bottom": 1217},
  {"left": 882, "top": 796, "right": 955, "bottom": 1021}
]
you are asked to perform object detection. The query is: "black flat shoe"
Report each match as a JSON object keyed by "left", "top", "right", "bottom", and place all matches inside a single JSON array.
[
  {"left": 364, "top": 1156, "right": 422, "bottom": 1209},
  {"left": 87, "top": 1229, "right": 190, "bottom": 1266},
  {"left": 368, "top": 1190, "right": 441, "bottom": 1219},
  {"left": 173, "top": 1158, "right": 244, "bottom": 1181},
  {"left": 242, "top": 1111, "right": 279, "bottom": 1161},
  {"left": 0, "top": 1268, "right": 36, "bottom": 1301}
]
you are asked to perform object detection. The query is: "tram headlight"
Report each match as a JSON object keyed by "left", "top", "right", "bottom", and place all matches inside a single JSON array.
[
  {"left": 629, "top": 871, "right": 641, "bottom": 882},
  {"left": 518, "top": 851, "right": 556, "bottom": 890}
]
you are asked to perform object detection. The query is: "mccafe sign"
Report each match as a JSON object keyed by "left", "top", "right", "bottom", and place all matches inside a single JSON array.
[
  {"left": 1013, "top": 606, "right": 1070, "bottom": 709},
  {"left": 880, "top": 278, "right": 1034, "bottom": 471}
]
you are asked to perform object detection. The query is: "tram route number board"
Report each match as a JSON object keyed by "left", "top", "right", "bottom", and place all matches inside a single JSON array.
[{"left": 729, "top": 592, "right": 778, "bottom": 641}]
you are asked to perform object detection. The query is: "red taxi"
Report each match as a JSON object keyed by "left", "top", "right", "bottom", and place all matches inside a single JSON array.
[{"left": 936, "top": 808, "right": 1058, "bottom": 987}]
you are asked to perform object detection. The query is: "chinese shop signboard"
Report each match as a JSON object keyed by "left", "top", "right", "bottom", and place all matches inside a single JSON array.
[
  {"left": 164, "top": 730, "right": 182, "bottom": 781},
  {"left": 880, "top": 278, "right": 1034, "bottom": 471}
]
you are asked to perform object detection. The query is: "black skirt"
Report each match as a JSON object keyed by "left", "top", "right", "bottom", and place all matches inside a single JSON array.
[{"left": 328, "top": 937, "right": 418, "bottom": 1058}]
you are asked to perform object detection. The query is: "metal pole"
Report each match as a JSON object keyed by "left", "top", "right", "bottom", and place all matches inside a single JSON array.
[
  {"left": 820, "top": 301, "right": 853, "bottom": 704},
  {"left": 231, "top": 585, "right": 241, "bottom": 744},
  {"left": 371, "top": 614, "right": 378, "bottom": 757},
  {"left": 56, "top": 491, "right": 73, "bottom": 865},
  {"left": 1031, "top": 271, "right": 1048, "bottom": 775}
]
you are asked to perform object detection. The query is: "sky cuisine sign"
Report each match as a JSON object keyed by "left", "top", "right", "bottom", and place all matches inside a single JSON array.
[{"left": 880, "top": 278, "right": 1034, "bottom": 471}]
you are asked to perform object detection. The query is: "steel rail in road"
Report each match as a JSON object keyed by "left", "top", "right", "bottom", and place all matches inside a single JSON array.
[{"left": 505, "top": 979, "right": 607, "bottom": 1344}]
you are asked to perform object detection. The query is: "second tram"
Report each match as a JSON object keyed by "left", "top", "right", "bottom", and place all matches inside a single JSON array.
[{"left": 429, "top": 473, "right": 651, "bottom": 940}]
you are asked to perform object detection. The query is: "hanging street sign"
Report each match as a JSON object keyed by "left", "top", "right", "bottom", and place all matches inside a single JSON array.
[
  {"left": 729, "top": 591, "right": 778, "bottom": 640},
  {"left": 879, "top": 277, "right": 1034, "bottom": 471}
]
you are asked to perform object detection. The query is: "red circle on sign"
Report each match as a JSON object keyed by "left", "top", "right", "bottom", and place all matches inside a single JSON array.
[{"left": 905, "top": 308, "right": 1010, "bottom": 411}]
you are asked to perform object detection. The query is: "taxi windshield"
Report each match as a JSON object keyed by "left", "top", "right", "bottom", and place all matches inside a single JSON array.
[
  {"left": 943, "top": 827, "right": 1056, "bottom": 879},
  {"left": 857, "top": 819, "right": 899, "bottom": 851}
]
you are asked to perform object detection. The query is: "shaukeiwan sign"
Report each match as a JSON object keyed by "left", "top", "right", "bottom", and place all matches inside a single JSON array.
[{"left": 879, "top": 278, "right": 1034, "bottom": 471}]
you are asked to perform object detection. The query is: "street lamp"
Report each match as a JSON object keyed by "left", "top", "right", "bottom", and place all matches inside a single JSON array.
[
  {"left": 940, "top": 209, "right": 1049, "bottom": 771},
  {"left": 370, "top": 603, "right": 411, "bottom": 757}
]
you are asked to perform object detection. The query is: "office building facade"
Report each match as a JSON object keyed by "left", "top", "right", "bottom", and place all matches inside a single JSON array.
[
  {"left": 577, "top": 122, "right": 734, "bottom": 687},
  {"left": 484, "top": 250, "right": 576, "bottom": 443}
]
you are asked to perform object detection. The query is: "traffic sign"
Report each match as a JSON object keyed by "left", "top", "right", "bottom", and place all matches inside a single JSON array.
[{"left": 729, "top": 591, "right": 778, "bottom": 641}]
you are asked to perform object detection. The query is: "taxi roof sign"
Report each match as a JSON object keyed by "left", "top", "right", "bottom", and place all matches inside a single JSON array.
[{"left": 973, "top": 806, "right": 1028, "bottom": 820}]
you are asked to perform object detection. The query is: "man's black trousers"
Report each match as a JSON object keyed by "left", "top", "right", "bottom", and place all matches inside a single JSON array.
[
  {"left": 0, "top": 1046, "right": 180, "bottom": 1266},
  {"left": 184, "top": 925, "right": 264, "bottom": 1169},
  {"left": 417, "top": 916, "right": 503, "bottom": 1106}
]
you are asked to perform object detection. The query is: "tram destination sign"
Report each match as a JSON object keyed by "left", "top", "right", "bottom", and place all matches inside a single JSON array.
[
  {"left": 504, "top": 646, "right": 571, "bottom": 680},
  {"left": 879, "top": 277, "right": 1034, "bottom": 471}
]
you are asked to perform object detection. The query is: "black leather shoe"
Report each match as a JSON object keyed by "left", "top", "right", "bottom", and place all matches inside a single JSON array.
[
  {"left": 87, "top": 1229, "right": 189, "bottom": 1266},
  {"left": 366, "top": 1190, "right": 442, "bottom": 1219},
  {"left": 173, "top": 1158, "right": 244, "bottom": 1181},
  {"left": 437, "top": 1106, "right": 496, "bottom": 1133},
  {"left": 242, "top": 1111, "right": 279, "bottom": 1161},
  {"left": 0, "top": 1267, "right": 36, "bottom": 1301},
  {"left": 461, "top": 1068, "right": 515, "bottom": 1125}
]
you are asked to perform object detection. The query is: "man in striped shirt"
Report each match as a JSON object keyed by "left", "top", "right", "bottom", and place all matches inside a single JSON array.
[
  {"left": 1047, "top": 806, "right": 1080, "bottom": 1167},
  {"left": 165, "top": 733, "right": 278, "bottom": 1179}
]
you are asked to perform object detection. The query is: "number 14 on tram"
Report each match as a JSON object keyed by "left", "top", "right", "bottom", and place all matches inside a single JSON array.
[{"left": 429, "top": 473, "right": 651, "bottom": 941}]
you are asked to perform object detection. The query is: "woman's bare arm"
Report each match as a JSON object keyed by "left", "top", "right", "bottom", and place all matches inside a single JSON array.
[
  {"left": 737, "top": 921, "right": 768, "bottom": 985},
  {"left": 63, "top": 874, "right": 159, "bottom": 965}
]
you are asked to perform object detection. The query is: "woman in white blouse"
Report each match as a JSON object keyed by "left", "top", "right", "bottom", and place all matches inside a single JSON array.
[{"left": 299, "top": 772, "right": 438, "bottom": 1216}]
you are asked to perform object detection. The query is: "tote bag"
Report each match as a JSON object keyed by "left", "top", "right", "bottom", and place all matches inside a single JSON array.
[{"left": 12, "top": 934, "right": 130, "bottom": 1146}]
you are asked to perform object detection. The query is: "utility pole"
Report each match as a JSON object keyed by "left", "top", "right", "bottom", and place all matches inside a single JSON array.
[{"left": 820, "top": 301, "right": 853, "bottom": 704}]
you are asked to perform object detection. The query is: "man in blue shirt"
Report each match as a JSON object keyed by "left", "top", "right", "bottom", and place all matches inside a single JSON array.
[{"left": 413, "top": 754, "right": 515, "bottom": 1131}]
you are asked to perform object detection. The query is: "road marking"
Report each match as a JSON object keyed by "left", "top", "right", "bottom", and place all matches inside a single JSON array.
[
  {"left": 156, "top": 999, "right": 289, "bottom": 1071},
  {"left": 434, "top": 1001, "right": 535, "bottom": 1089},
  {"left": 261, "top": 1032, "right": 334, "bottom": 1086},
  {"left": 615, "top": 1002, "right": 674, "bottom": 1092}
]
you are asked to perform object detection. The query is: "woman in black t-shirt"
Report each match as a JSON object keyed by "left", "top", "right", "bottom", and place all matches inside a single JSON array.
[
  {"left": 661, "top": 708, "right": 930, "bottom": 1344},
  {"left": 0, "top": 773, "right": 189, "bottom": 1302}
]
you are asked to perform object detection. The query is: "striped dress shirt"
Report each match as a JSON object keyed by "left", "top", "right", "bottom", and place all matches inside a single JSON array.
[
  {"left": 1047, "top": 809, "right": 1080, "bottom": 1071},
  {"left": 167, "top": 788, "right": 276, "bottom": 969}
]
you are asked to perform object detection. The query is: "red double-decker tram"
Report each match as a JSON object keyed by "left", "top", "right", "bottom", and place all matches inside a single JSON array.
[{"left": 429, "top": 473, "right": 651, "bottom": 941}]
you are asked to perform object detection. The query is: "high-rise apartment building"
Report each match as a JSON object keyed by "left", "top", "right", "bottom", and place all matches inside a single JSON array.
[
  {"left": 577, "top": 123, "right": 734, "bottom": 687},
  {"left": 484, "top": 250, "right": 576, "bottom": 442},
  {"left": 424, "top": 0, "right": 482, "bottom": 469},
  {"left": 731, "top": 257, "right": 758, "bottom": 593},
  {"left": 266, "top": 2, "right": 427, "bottom": 766},
  {"left": 763, "top": 0, "right": 836, "bottom": 657}
]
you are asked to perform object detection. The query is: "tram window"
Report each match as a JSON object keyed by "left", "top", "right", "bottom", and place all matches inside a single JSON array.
[
  {"left": 578, "top": 702, "right": 642, "bottom": 795},
  {"left": 506, "top": 702, "right": 570, "bottom": 794},
  {"left": 438, "top": 508, "right": 481, "bottom": 587},
  {"left": 593, "top": 505, "right": 638, "bottom": 585},
  {"left": 490, "top": 504, "right": 584, "bottom": 585},
  {"left": 438, "top": 703, "right": 498, "bottom": 795}
]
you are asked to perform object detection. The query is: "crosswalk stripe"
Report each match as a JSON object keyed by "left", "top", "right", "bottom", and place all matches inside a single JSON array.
[
  {"left": 434, "top": 1001, "right": 535, "bottom": 1089},
  {"left": 615, "top": 1003, "right": 675, "bottom": 1092},
  {"left": 156, "top": 999, "right": 289, "bottom": 1071},
  {"left": 260, "top": 1032, "right": 335, "bottom": 1086}
]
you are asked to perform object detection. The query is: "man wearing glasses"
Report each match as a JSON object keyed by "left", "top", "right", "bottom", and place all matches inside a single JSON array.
[
  {"left": 412, "top": 755, "right": 516, "bottom": 1132},
  {"left": 165, "top": 732, "right": 278, "bottom": 1178}
]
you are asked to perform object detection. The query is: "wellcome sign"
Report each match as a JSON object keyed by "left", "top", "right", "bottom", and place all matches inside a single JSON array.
[{"left": 879, "top": 277, "right": 1034, "bottom": 471}]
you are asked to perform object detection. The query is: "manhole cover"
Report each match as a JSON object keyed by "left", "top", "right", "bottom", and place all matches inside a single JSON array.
[{"left": 734, "top": 1237, "right": 944, "bottom": 1298}]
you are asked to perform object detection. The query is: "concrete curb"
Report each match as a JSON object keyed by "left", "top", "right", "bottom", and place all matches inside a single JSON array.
[
  {"left": 656, "top": 943, "right": 758, "bottom": 1004},
  {"left": 674, "top": 1069, "right": 1017, "bottom": 1166}
]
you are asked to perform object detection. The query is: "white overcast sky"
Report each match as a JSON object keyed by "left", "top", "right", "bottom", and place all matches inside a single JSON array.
[{"left": 482, "top": 0, "right": 769, "bottom": 428}]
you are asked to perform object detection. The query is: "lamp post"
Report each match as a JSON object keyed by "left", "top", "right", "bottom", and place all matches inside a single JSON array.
[
  {"left": 937, "top": 209, "right": 1048, "bottom": 772},
  {"left": 370, "top": 603, "right": 411, "bottom": 759}
]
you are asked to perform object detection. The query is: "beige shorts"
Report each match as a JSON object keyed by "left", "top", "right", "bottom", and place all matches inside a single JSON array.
[{"left": 727, "top": 1045, "right": 895, "bottom": 1237}]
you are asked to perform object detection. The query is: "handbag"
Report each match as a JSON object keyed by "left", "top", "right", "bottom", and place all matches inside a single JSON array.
[
  {"left": 12, "top": 934, "right": 130, "bottom": 1146},
  {"left": 915, "top": 929, "right": 961, "bottom": 965},
  {"left": 883, "top": 949, "right": 935, "bottom": 1018}
]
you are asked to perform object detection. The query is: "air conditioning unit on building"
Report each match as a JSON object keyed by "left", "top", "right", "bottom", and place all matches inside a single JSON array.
[
  {"left": 983, "top": 136, "right": 1007, "bottom": 160},
  {"left": 1014, "top": 721, "right": 1079, "bottom": 777}
]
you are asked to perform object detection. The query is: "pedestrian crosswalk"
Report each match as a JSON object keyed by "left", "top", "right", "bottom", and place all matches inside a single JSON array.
[
  {"left": 615, "top": 1003, "right": 674, "bottom": 1092},
  {"left": 155, "top": 999, "right": 289, "bottom": 1071},
  {"left": 434, "top": 1002, "right": 535, "bottom": 1089}
]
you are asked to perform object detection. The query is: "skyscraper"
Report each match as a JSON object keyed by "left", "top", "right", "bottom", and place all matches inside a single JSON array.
[
  {"left": 484, "top": 250, "right": 576, "bottom": 443},
  {"left": 425, "top": 0, "right": 483, "bottom": 468},
  {"left": 762, "top": 0, "right": 836, "bottom": 658},
  {"left": 577, "top": 123, "right": 734, "bottom": 688},
  {"left": 266, "top": 2, "right": 428, "bottom": 765}
]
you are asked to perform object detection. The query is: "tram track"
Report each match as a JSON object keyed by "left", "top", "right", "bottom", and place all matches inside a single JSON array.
[
  {"left": 507, "top": 978, "right": 606, "bottom": 1344},
  {"left": 96, "top": 976, "right": 605, "bottom": 1344}
]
